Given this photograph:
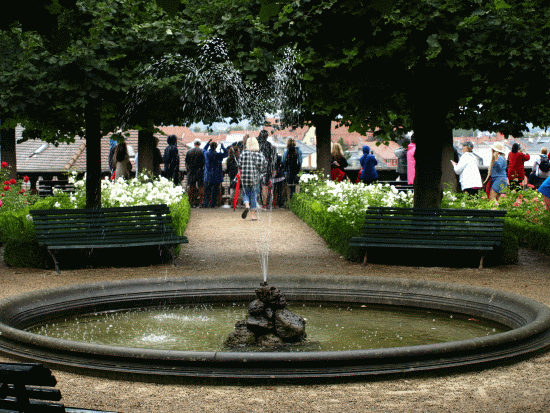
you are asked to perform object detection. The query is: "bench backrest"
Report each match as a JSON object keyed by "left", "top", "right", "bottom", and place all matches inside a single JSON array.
[
  {"left": 31, "top": 204, "right": 178, "bottom": 245},
  {"left": 362, "top": 207, "right": 506, "bottom": 243},
  {"left": 0, "top": 362, "right": 64, "bottom": 412}
]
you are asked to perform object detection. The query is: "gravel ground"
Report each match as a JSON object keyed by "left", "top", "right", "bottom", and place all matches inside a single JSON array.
[{"left": 1, "top": 207, "right": 550, "bottom": 413}]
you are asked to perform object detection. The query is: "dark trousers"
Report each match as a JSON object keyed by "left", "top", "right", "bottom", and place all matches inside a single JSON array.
[{"left": 203, "top": 182, "right": 219, "bottom": 208}]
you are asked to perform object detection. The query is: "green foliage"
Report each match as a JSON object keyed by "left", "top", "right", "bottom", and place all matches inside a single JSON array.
[{"left": 0, "top": 208, "right": 49, "bottom": 268}]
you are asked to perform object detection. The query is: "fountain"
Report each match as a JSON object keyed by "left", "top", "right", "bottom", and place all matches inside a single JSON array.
[
  {"left": 0, "top": 274, "right": 549, "bottom": 380},
  {"left": 224, "top": 282, "right": 307, "bottom": 348}
]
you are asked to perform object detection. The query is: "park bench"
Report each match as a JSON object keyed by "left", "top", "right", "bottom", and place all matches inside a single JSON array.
[
  {"left": 349, "top": 207, "right": 507, "bottom": 268},
  {"left": 0, "top": 362, "right": 117, "bottom": 413},
  {"left": 377, "top": 181, "right": 414, "bottom": 192},
  {"left": 30, "top": 204, "right": 188, "bottom": 273},
  {"left": 37, "top": 180, "right": 76, "bottom": 197}
]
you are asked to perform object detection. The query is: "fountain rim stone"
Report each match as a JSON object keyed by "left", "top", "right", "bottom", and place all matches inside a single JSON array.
[{"left": 0, "top": 274, "right": 549, "bottom": 380}]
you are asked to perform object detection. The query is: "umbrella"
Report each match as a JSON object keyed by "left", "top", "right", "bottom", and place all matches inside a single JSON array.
[{"left": 233, "top": 172, "right": 241, "bottom": 210}]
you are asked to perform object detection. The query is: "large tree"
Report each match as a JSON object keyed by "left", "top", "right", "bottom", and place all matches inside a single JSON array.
[
  {"left": 204, "top": 0, "right": 550, "bottom": 207},
  {"left": 0, "top": 0, "right": 197, "bottom": 207}
]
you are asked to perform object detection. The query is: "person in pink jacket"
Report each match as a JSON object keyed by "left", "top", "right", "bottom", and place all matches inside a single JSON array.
[{"left": 406, "top": 134, "right": 416, "bottom": 185}]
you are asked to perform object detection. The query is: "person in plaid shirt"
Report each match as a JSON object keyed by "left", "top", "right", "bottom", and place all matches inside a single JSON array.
[{"left": 238, "top": 136, "right": 267, "bottom": 221}]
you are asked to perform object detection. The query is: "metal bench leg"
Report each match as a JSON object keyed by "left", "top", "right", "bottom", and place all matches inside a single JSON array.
[
  {"left": 479, "top": 254, "right": 486, "bottom": 269},
  {"left": 48, "top": 250, "right": 60, "bottom": 274},
  {"left": 363, "top": 251, "right": 368, "bottom": 266},
  {"left": 168, "top": 245, "right": 178, "bottom": 267}
]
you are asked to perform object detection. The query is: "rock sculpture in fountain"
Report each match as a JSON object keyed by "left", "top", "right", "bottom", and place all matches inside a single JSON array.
[{"left": 225, "top": 282, "right": 307, "bottom": 348}]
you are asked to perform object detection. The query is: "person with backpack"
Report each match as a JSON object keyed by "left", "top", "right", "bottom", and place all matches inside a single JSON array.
[
  {"left": 282, "top": 138, "right": 303, "bottom": 202},
  {"left": 531, "top": 147, "right": 550, "bottom": 189}
]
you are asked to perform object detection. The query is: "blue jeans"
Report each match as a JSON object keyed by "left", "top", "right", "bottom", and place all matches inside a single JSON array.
[{"left": 242, "top": 185, "right": 259, "bottom": 210}]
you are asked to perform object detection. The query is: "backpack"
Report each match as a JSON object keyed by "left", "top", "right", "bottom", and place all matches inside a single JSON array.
[
  {"left": 539, "top": 155, "right": 550, "bottom": 173},
  {"left": 285, "top": 147, "right": 301, "bottom": 175}
]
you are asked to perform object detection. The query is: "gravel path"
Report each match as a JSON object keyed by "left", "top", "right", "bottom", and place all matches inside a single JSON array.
[{"left": 1, "top": 207, "right": 550, "bottom": 413}]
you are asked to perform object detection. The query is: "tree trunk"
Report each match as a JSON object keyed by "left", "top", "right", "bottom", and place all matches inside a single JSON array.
[
  {"left": 137, "top": 130, "right": 154, "bottom": 175},
  {"left": 0, "top": 125, "right": 17, "bottom": 180},
  {"left": 314, "top": 115, "right": 332, "bottom": 179},
  {"left": 412, "top": 111, "right": 446, "bottom": 209},
  {"left": 440, "top": 130, "right": 457, "bottom": 193},
  {"left": 85, "top": 101, "right": 102, "bottom": 208}
]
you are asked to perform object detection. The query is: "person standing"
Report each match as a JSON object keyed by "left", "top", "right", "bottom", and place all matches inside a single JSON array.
[
  {"left": 239, "top": 137, "right": 267, "bottom": 221},
  {"left": 257, "top": 130, "right": 277, "bottom": 209},
  {"left": 451, "top": 141, "right": 482, "bottom": 196},
  {"left": 394, "top": 138, "right": 409, "bottom": 181},
  {"left": 537, "top": 174, "right": 550, "bottom": 211},
  {"left": 202, "top": 139, "right": 228, "bottom": 208},
  {"left": 507, "top": 142, "right": 530, "bottom": 189},
  {"left": 226, "top": 145, "right": 241, "bottom": 207},
  {"left": 185, "top": 139, "right": 205, "bottom": 208},
  {"left": 114, "top": 141, "right": 132, "bottom": 180},
  {"left": 330, "top": 142, "right": 348, "bottom": 182},
  {"left": 282, "top": 138, "right": 303, "bottom": 201},
  {"left": 531, "top": 147, "right": 550, "bottom": 189},
  {"left": 163, "top": 134, "right": 180, "bottom": 185},
  {"left": 359, "top": 145, "right": 378, "bottom": 185},
  {"left": 406, "top": 134, "right": 416, "bottom": 185},
  {"left": 484, "top": 141, "right": 508, "bottom": 201}
]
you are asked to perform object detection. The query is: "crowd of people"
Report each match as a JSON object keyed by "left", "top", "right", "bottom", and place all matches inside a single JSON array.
[{"left": 108, "top": 132, "right": 550, "bottom": 213}]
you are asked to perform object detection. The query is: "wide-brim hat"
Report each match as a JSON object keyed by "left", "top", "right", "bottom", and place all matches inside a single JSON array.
[{"left": 491, "top": 141, "right": 506, "bottom": 154}]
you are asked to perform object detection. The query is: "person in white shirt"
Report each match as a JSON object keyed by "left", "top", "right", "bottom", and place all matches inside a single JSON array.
[
  {"left": 531, "top": 147, "right": 550, "bottom": 189},
  {"left": 451, "top": 141, "right": 483, "bottom": 196}
]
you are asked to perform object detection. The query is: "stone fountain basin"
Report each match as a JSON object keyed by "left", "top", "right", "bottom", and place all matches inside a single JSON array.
[{"left": 0, "top": 275, "right": 549, "bottom": 380}]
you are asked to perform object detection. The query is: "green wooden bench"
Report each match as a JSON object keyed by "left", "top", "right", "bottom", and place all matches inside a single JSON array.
[
  {"left": 0, "top": 362, "right": 118, "bottom": 412},
  {"left": 349, "top": 207, "right": 507, "bottom": 268},
  {"left": 30, "top": 204, "right": 188, "bottom": 273}
]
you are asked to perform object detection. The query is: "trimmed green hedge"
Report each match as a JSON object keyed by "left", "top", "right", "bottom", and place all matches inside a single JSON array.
[
  {"left": 1, "top": 195, "right": 191, "bottom": 268},
  {"left": 289, "top": 192, "right": 520, "bottom": 266}
]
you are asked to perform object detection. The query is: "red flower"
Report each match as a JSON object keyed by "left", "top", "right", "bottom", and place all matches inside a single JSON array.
[
  {"left": 3, "top": 181, "right": 9, "bottom": 185},
  {"left": 23, "top": 176, "right": 29, "bottom": 183},
  {"left": 0, "top": 200, "right": 3, "bottom": 207},
  {"left": 9, "top": 179, "right": 16, "bottom": 185},
  {"left": 18, "top": 189, "right": 25, "bottom": 194},
  {"left": 3, "top": 185, "right": 10, "bottom": 191},
  {"left": 1, "top": 162, "right": 7, "bottom": 168}
]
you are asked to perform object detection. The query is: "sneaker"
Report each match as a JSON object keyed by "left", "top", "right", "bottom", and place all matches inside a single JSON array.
[
  {"left": 262, "top": 205, "right": 268, "bottom": 210},
  {"left": 242, "top": 207, "right": 249, "bottom": 219}
]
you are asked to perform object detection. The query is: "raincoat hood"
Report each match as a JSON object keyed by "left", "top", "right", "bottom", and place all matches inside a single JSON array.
[{"left": 362, "top": 145, "right": 370, "bottom": 154}]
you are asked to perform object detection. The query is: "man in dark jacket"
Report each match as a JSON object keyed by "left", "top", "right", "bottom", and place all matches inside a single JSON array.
[
  {"left": 257, "top": 130, "right": 277, "bottom": 208},
  {"left": 185, "top": 139, "right": 205, "bottom": 207},
  {"left": 163, "top": 134, "right": 180, "bottom": 185}
]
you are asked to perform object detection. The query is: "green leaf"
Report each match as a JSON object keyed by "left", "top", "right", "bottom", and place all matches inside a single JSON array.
[{"left": 495, "top": 0, "right": 512, "bottom": 9}]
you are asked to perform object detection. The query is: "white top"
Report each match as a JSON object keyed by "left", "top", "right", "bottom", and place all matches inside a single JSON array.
[
  {"left": 533, "top": 154, "right": 550, "bottom": 179},
  {"left": 453, "top": 152, "right": 482, "bottom": 190}
]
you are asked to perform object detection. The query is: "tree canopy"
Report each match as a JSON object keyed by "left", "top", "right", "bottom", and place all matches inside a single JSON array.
[{"left": 207, "top": 0, "right": 550, "bottom": 206}]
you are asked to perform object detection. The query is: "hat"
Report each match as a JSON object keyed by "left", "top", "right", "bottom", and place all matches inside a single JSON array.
[
  {"left": 491, "top": 142, "right": 506, "bottom": 154},
  {"left": 462, "top": 141, "right": 474, "bottom": 149},
  {"left": 193, "top": 138, "right": 201, "bottom": 145}
]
